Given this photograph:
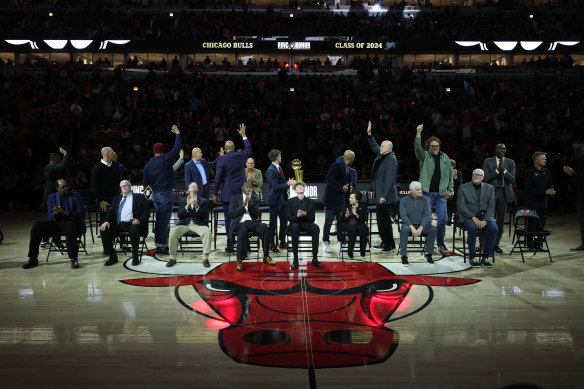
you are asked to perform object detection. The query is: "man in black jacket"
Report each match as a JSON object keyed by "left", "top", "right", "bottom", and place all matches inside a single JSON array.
[
  {"left": 100, "top": 180, "right": 150, "bottom": 266},
  {"left": 91, "top": 146, "right": 121, "bottom": 226},
  {"left": 287, "top": 182, "right": 322, "bottom": 270},
  {"left": 229, "top": 182, "right": 274, "bottom": 271},
  {"left": 166, "top": 182, "right": 211, "bottom": 267}
]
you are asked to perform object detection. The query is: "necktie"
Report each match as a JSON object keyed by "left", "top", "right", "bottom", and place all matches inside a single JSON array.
[
  {"left": 117, "top": 196, "right": 127, "bottom": 224},
  {"left": 278, "top": 165, "right": 284, "bottom": 179}
]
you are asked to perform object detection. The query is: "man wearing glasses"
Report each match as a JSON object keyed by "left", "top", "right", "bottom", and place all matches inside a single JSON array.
[{"left": 414, "top": 124, "right": 454, "bottom": 253}]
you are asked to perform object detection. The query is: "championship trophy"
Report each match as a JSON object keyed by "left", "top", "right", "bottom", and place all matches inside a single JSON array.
[{"left": 289, "top": 158, "right": 303, "bottom": 198}]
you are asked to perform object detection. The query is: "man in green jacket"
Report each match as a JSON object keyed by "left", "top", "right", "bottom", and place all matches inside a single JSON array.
[{"left": 414, "top": 124, "right": 454, "bottom": 252}]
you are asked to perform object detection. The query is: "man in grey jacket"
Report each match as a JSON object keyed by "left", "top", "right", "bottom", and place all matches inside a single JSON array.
[
  {"left": 367, "top": 121, "right": 398, "bottom": 252},
  {"left": 457, "top": 169, "right": 498, "bottom": 267},
  {"left": 483, "top": 144, "right": 516, "bottom": 253},
  {"left": 399, "top": 181, "right": 437, "bottom": 266}
]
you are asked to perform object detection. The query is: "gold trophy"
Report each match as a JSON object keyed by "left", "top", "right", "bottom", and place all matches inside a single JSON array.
[{"left": 291, "top": 159, "right": 303, "bottom": 183}]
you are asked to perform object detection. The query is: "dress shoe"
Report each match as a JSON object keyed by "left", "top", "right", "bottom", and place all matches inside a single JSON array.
[
  {"left": 291, "top": 261, "right": 299, "bottom": 270},
  {"left": 104, "top": 254, "right": 118, "bottom": 266},
  {"left": 382, "top": 246, "right": 395, "bottom": 253},
  {"left": 156, "top": 246, "right": 169, "bottom": 255},
  {"left": 22, "top": 257, "right": 39, "bottom": 269},
  {"left": 494, "top": 245, "right": 504, "bottom": 254},
  {"left": 225, "top": 246, "right": 234, "bottom": 254},
  {"left": 347, "top": 251, "right": 354, "bottom": 259},
  {"left": 269, "top": 244, "right": 280, "bottom": 253},
  {"left": 468, "top": 256, "right": 481, "bottom": 267},
  {"left": 236, "top": 261, "right": 244, "bottom": 271},
  {"left": 132, "top": 257, "right": 140, "bottom": 266},
  {"left": 570, "top": 245, "right": 584, "bottom": 251},
  {"left": 360, "top": 250, "right": 366, "bottom": 258},
  {"left": 202, "top": 258, "right": 210, "bottom": 267},
  {"left": 425, "top": 254, "right": 434, "bottom": 264},
  {"left": 263, "top": 255, "right": 276, "bottom": 265},
  {"left": 322, "top": 241, "right": 332, "bottom": 253},
  {"left": 70, "top": 258, "right": 79, "bottom": 269},
  {"left": 166, "top": 259, "right": 177, "bottom": 267},
  {"left": 311, "top": 259, "right": 323, "bottom": 269},
  {"left": 279, "top": 241, "right": 288, "bottom": 250},
  {"left": 481, "top": 258, "right": 493, "bottom": 267},
  {"left": 401, "top": 255, "right": 409, "bottom": 266}
]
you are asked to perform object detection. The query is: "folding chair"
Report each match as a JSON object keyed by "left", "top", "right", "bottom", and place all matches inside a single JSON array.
[
  {"left": 452, "top": 221, "right": 495, "bottom": 263},
  {"left": 509, "top": 209, "right": 552, "bottom": 262},
  {"left": 46, "top": 231, "right": 88, "bottom": 262}
]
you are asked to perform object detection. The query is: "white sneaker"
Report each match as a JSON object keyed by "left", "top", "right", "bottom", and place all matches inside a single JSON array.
[
  {"left": 323, "top": 241, "right": 332, "bottom": 253},
  {"left": 337, "top": 242, "right": 342, "bottom": 253}
]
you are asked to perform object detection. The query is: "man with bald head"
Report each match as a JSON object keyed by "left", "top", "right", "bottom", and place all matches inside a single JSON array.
[
  {"left": 184, "top": 145, "right": 223, "bottom": 201},
  {"left": 367, "top": 121, "right": 398, "bottom": 252},
  {"left": 91, "top": 146, "right": 121, "bottom": 227},
  {"left": 212, "top": 124, "right": 252, "bottom": 252},
  {"left": 322, "top": 149, "right": 356, "bottom": 253}
]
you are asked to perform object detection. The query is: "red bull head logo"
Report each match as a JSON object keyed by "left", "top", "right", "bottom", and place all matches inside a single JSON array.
[{"left": 122, "top": 260, "right": 478, "bottom": 370}]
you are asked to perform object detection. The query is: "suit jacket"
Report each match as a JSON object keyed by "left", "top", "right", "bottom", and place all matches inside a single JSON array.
[
  {"left": 266, "top": 163, "right": 289, "bottom": 206},
  {"left": 456, "top": 182, "right": 496, "bottom": 223},
  {"left": 483, "top": 156, "right": 516, "bottom": 203},
  {"left": 368, "top": 136, "right": 399, "bottom": 204},
  {"left": 287, "top": 196, "right": 316, "bottom": 224},
  {"left": 184, "top": 158, "right": 217, "bottom": 194},
  {"left": 228, "top": 191, "right": 261, "bottom": 238},
  {"left": 176, "top": 196, "right": 209, "bottom": 226},
  {"left": 47, "top": 191, "right": 86, "bottom": 232},
  {"left": 213, "top": 138, "right": 252, "bottom": 203},
  {"left": 245, "top": 167, "right": 263, "bottom": 198},
  {"left": 105, "top": 193, "right": 150, "bottom": 236},
  {"left": 342, "top": 203, "right": 368, "bottom": 226},
  {"left": 323, "top": 156, "right": 350, "bottom": 211}
]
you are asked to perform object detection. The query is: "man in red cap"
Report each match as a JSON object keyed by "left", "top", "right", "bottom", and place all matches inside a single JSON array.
[{"left": 143, "top": 124, "right": 182, "bottom": 255}]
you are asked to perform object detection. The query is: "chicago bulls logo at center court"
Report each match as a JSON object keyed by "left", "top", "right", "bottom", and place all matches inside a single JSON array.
[{"left": 122, "top": 260, "right": 478, "bottom": 371}]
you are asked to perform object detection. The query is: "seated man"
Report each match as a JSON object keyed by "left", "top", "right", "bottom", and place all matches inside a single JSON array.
[
  {"left": 399, "top": 181, "right": 437, "bottom": 266},
  {"left": 457, "top": 169, "right": 499, "bottom": 267},
  {"left": 100, "top": 180, "right": 150, "bottom": 266},
  {"left": 342, "top": 190, "right": 369, "bottom": 259},
  {"left": 23, "top": 179, "right": 85, "bottom": 269},
  {"left": 167, "top": 182, "right": 211, "bottom": 268},
  {"left": 229, "top": 182, "right": 275, "bottom": 271},
  {"left": 287, "top": 182, "right": 323, "bottom": 270}
]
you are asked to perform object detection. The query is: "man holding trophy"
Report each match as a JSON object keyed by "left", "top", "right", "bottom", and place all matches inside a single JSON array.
[{"left": 266, "top": 149, "right": 296, "bottom": 253}]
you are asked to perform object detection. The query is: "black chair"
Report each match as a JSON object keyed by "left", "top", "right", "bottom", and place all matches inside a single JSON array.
[
  {"left": 178, "top": 231, "right": 204, "bottom": 255},
  {"left": 46, "top": 231, "right": 88, "bottom": 262},
  {"left": 509, "top": 209, "right": 552, "bottom": 262},
  {"left": 212, "top": 206, "right": 227, "bottom": 250},
  {"left": 79, "top": 190, "right": 96, "bottom": 243},
  {"left": 286, "top": 230, "right": 316, "bottom": 263},
  {"left": 114, "top": 230, "right": 151, "bottom": 260},
  {"left": 339, "top": 229, "right": 372, "bottom": 262},
  {"left": 228, "top": 228, "right": 261, "bottom": 262}
]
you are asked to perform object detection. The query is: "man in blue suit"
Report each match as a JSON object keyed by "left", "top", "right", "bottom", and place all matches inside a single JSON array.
[
  {"left": 322, "top": 150, "right": 355, "bottom": 253},
  {"left": 23, "top": 179, "right": 85, "bottom": 269},
  {"left": 212, "top": 123, "right": 252, "bottom": 252},
  {"left": 184, "top": 146, "right": 223, "bottom": 201},
  {"left": 266, "top": 149, "right": 296, "bottom": 253}
]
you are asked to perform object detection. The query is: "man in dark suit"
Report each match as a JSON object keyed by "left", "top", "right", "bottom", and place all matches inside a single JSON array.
[
  {"left": 266, "top": 149, "right": 296, "bottom": 253},
  {"left": 287, "top": 182, "right": 322, "bottom": 270},
  {"left": 483, "top": 143, "right": 516, "bottom": 253},
  {"left": 43, "top": 147, "right": 69, "bottom": 210},
  {"left": 23, "top": 179, "right": 85, "bottom": 270},
  {"left": 91, "top": 146, "right": 121, "bottom": 226},
  {"left": 322, "top": 149, "right": 355, "bottom": 254},
  {"left": 184, "top": 146, "right": 223, "bottom": 201},
  {"left": 367, "top": 121, "right": 398, "bottom": 253},
  {"left": 457, "top": 169, "right": 498, "bottom": 267},
  {"left": 229, "top": 182, "right": 275, "bottom": 271},
  {"left": 167, "top": 182, "right": 211, "bottom": 268},
  {"left": 213, "top": 123, "right": 252, "bottom": 252},
  {"left": 100, "top": 180, "right": 150, "bottom": 266}
]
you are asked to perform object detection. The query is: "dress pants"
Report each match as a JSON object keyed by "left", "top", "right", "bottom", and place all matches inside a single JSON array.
[
  {"left": 289, "top": 222, "right": 320, "bottom": 260},
  {"left": 222, "top": 202, "right": 232, "bottom": 247},
  {"left": 168, "top": 222, "right": 211, "bottom": 260},
  {"left": 344, "top": 223, "right": 369, "bottom": 256},
  {"left": 28, "top": 220, "right": 82, "bottom": 260},
  {"left": 376, "top": 203, "right": 395, "bottom": 249},
  {"left": 268, "top": 203, "right": 288, "bottom": 245},
  {"left": 463, "top": 219, "right": 498, "bottom": 256},
  {"left": 235, "top": 220, "right": 270, "bottom": 260},
  {"left": 101, "top": 221, "right": 142, "bottom": 260},
  {"left": 323, "top": 207, "right": 342, "bottom": 243},
  {"left": 494, "top": 187, "right": 508, "bottom": 245},
  {"left": 399, "top": 223, "right": 437, "bottom": 257}
]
